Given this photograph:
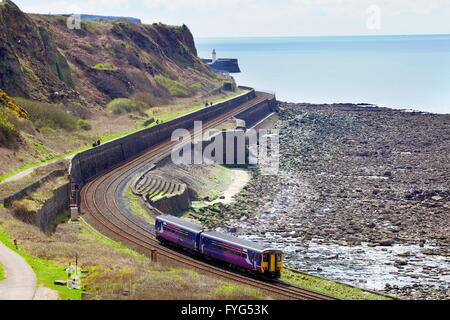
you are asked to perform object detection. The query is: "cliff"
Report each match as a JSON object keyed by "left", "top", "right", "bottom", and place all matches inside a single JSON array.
[
  {"left": 0, "top": 1, "right": 74, "bottom": 100},
  {"left": 0, "top": 0, "right": 219, "bottom": 108}
]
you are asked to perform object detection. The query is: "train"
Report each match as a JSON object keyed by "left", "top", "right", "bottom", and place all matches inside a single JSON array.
[{"left": 155, "top": 215, "right": 283, "bottom": 278}]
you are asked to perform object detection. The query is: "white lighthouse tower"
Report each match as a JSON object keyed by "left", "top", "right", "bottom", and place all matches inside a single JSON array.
[{"left": 212, "top": 49, "right": 217, "bottom": 63}]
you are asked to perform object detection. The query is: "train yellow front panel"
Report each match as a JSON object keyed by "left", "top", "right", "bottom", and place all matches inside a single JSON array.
[{"left": 270, "top": 254, "right": 276, "bottom": 272}]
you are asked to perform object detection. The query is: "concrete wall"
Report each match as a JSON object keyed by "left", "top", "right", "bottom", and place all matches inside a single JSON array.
[
  {"left": 13, "top": 183, "right": 70, "bottom": 231},
  {"left": 150, "top": 188, "right": 191, "bottom": 215},
  {"left": 70, "top": 89, "right": 257, "bottom": 187},
  {"left": 2, "top": 169, "right": 66, "bottom": 208},
  {"left": 36, "top": 184, "right": 70, "bottom": 231},
  {"left": 234, "top": 99, "right": 276, "bottom": 128},
  {"left": 160, "top": 96, "right": 277, "bottom": 166}
]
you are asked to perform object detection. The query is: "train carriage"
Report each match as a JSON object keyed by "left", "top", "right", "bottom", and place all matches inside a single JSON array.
[
  {"left": 200, "top": 231, "right": 282, "bottom": 277},
  {"left": 155, "top": 215, "right": 202, "bottom": 251},
  {"left": 155, "top": 215, "right": 282, "bottom": 278}
]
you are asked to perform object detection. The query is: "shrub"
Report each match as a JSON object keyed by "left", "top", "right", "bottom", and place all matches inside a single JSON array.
[
  {"left": 0, "top": 89, "right": 28, "bottom": 119},
  {"left": 191, "top": 82, "right": 202, "bottom": 90},
  {"left": 77, "top": 119, "right": 92, "bottom": 131},
  {"left": 0, "top": 109, "right": 16, "bottom": 134},
  {"left": 12, "top": 199, "right": 40, "bottom": 215},
  {"left": 143, "top": 118, "right": 155, "bottom": 127},
  {"left": 154, "top": 75, "right": 191, "bottom": 98},
  {"left": 92, "top": 62, "right": 115, "bottom": 70},
  {"left": 0, "top": 109, "right": 20, "bottom": 148},
  {"left": 107, "top": 98, "right": 147, "bottom": 115},
  {"left": 130, "top": 92, "right": 154, "bottom": 108},
  {"left": 13, "top": 98, "right": 78, "bottom": 131},
  {"left": 0, "top": 90, "right": 27, "bottom": 147}
]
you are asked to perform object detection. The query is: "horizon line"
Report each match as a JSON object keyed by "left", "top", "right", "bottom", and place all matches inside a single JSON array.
[{"left": 195, "top": 33, "right": 450, "bottom": 40}]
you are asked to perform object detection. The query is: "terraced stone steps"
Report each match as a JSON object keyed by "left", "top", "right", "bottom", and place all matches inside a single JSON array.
[{"left": 132, "top": 174, "right": 191, "bottom": 214}]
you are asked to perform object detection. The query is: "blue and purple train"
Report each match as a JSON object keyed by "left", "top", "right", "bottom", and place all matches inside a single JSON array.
[{"left": 155, "top": 215, "right": 283, "bottom": 278}]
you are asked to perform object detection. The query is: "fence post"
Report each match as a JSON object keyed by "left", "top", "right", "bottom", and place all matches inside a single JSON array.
[{"left": 151, "top": 250, "right": 157, "bottom": 263}]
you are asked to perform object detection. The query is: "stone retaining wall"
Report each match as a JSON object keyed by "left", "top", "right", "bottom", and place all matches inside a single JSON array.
[
  {"left": 2, "top": 169, "right": 66, "bottom": 208},
  {"left": 150, "top": 188, "right": 191, "bottom": 214},
  {"left": 13, "top": 183, "right": 70, "bottom": 231},
  {"left": 234, "top": 98, "right": 276, "bottom": 128},
  {"left": 69, "top": 88, "right": 257, "bottom": 188}
]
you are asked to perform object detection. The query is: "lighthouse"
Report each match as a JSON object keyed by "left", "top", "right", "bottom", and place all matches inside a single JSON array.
[{"left": 212, "top": 49, "right": 217, "bottom": 63}]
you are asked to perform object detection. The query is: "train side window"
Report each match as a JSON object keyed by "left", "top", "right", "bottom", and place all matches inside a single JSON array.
[
  {"left": 212, "top": 241, "right": 241, "bottom": 256},
  {"left": 165, "top": 225, "right": 189, "bottom": 239}
]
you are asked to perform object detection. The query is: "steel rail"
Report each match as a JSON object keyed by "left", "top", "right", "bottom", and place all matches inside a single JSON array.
[{"left": 80, "top": 92, "right": 335, "bottom": 300}]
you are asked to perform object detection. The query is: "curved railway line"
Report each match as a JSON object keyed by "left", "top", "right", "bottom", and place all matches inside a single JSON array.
[{"left": 80, "top": 92, "right": 335, "bottom": 300}]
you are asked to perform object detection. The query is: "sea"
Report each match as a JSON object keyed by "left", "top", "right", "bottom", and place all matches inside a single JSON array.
[{"left": 196, "top": 35, "right": 450, "bottom": 114}]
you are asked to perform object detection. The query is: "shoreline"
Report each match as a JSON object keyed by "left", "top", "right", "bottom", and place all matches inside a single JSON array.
[
  {"left": 277, "top": 100, "right": 450, "bottom": 116},
  {"left": 198, "top": 101, "right": 450, "bottom": 300}
]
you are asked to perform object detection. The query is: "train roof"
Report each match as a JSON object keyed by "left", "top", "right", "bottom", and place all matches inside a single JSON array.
[
  {"left": 156, "top": 215, "right": 203, "bottom": 234},
  {"left": 201, "top": 230, "right": 279, "bottom": 253}
]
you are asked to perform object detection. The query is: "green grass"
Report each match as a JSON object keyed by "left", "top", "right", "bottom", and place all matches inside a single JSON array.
[
  {"left": 213, "top": 89, "right": 248, "bottom": 104},
  {"left": 157, "top": 104, "right": 204, "bottom": 123},
  {"left": 29, "top": 139, "right": 56, "bottom": 161},
  {"left": 281, "top": 269, "right": 392, "bottom": 300},
  {"left": 92, "top": 62, "right": 115, "bottom": 70},
  {"left": 77, "top": 119, "right": 92, "bottom": 131},
  {"left": 107, "top": 98, "right": 148, "bottom": 115},
  {"left": 0, "top": 90, "right": 249, "bottom": 183},
  {"left": 0, "top": 261, "right": 5, "bottom": 281},
  {"left": 79, "top": 219, "right": 146, "bottom": 261},
  {"left": 215, "top": 283, "right": 264, "bottom": 299},
  {"left": 0, "top": 108, "right": 17, "bottom": 135},
  {"left": 154, "top": 75, "right": 191, "bottom": 97},
  {"left": 126, "top": 188, "right": 155, "bottom": 225},
  {"left": 45, "top": 211, "right": 71, "bottom": 234},
  {"left": 190, "top": 82, "right": 202, "bottom": 90},
  {"left": 154, "top": 89, "right": 247, "bottom": 124},
  {"left": 0, "top": 227, "right": 82, "bottom": 300}
]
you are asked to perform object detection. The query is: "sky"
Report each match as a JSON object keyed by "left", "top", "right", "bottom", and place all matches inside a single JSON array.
[{"left": 11, "top": 0, "right": 450, "bottom": 38}]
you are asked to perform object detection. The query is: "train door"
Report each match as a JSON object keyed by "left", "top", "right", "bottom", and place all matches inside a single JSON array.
[{"left": 269, "top": 253, "right": 276, "bottom": 272}]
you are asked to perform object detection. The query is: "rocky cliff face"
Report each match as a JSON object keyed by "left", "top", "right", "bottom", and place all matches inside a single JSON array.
[
  {"left": 0, "top": 0, "right": 218, "bottom": 108},
  {"left": 0, "top": 0, "right": 73, "bottom": 100}
]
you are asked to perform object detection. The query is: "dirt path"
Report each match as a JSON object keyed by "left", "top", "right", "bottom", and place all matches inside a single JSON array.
[
  {"left": 0, "top": 241, "right": 36, "bottom": 300},
  {"left": 210, "top": 169, "right": 250, "bottom": 205}
]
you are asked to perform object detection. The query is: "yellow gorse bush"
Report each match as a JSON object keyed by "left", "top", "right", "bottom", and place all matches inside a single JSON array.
[{"left": 0, "top": 89, "right": 28, "bottom": 119}]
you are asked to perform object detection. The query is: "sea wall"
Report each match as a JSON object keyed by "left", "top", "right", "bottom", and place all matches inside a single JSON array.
[
  {"left": 233, "top": 98, "right": 277, "bottom": 128},
  {"left": 70, "top": 88, "right": 256, "bottom": 187},
  {"left": 132, "top": 95, "right": 278, "bottom": 216}
]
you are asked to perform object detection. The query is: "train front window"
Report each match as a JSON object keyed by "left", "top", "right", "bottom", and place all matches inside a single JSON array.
[{"left": 263, "top": 254, "right": 269, "bottom": 262}]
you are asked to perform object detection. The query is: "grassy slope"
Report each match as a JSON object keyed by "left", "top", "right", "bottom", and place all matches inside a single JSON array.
[
  {"left": 126, "top": 188, "right": 155, "bottom": 225},
  {"left": 282, "top": 269, "right": 392, "bottom": 300},
  {"left": 0, "top": 227, "right": 82, "bottom": 300},
  {"left": 0, "top": 203, "right": 268, "bottom": 299},
  {"left": 214, "top": 282, "right": 264, "bottom": 300},
  {"left": 79, "top": 218, "right": 147, "bottom": 261},
  {"left": 79, "top": 219, "right": 265, "bottom": 300},
  {"left": 0, "top": 89, "right": 249, "bottom": 183}
]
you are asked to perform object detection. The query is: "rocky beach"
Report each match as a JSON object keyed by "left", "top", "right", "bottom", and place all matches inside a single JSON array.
[{"left": 197, "top": 102, "right": 450, "bottom": 300}]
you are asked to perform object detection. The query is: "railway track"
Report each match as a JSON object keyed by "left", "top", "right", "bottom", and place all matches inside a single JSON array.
[{"left": 80, "top": 92, "right": 335, "bottom": 300}]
